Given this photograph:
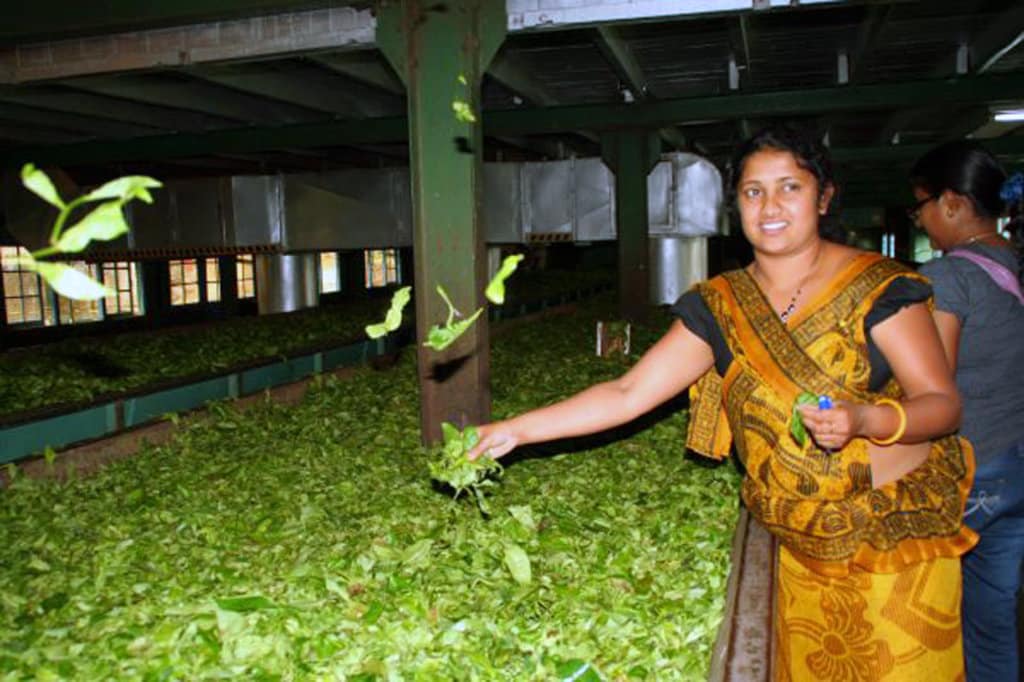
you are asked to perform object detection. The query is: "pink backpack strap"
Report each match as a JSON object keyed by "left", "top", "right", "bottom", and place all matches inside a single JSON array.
[{"left": 946, "top": 249, "right": 1024, "bottom": 305}]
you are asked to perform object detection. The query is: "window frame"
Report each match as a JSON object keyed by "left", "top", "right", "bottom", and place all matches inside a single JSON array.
[
  {"left": 2, "top": 246, "right": 53, "bottom": 327},
  {"left": 319, "top": 251, "right": 342, "bottom": 295},
  {"left": 236, "top": 254, "right": 256, "bottom": 300},
  {"left": 363, "top": 248, "right": 402, "bottom": 289},
  {"left": 168, "top": 258, "right": 202, "bottom": 307},
  {"left": 102, "top": 261, "right": 143, "bottom": 318}
]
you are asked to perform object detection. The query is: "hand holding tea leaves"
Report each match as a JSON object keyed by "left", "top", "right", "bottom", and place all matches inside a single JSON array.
[
  {"left": 792, "top": 392, "right": 849, "bottom": 451},
  {"left": 17, "top": 164, "right": 161, "bottom": 300},
  {"left": 428, "top": 421, "right": 502, "bottom": 513},
  {"left": 789, "top": 391, "right": 818, "bottom": 447}
]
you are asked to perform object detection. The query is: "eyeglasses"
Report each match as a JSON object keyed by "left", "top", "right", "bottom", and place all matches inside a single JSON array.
[{"left": 906, "top": 195, "right": 938, "bottom": 222}]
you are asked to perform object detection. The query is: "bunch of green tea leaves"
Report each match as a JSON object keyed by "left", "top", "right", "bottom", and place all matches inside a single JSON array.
[
  {"left": 428, "top": 421, "right": 502, "bottom": 514},
  {"left": 789, "top": 391, "right": 818, "bottom": 447},
  {"left": 17, "top": 164, "right": 161, "bottom": 300}
]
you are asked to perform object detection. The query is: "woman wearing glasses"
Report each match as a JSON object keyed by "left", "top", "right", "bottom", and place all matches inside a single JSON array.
[
  {"left": 471, "top": 124, "right": 976, "bottom": 679},
  {"left": 911, "top": 141, "right": 1024, "bottom": 682}
]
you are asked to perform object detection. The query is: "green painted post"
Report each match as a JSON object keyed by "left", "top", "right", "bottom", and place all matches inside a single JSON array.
[
  {"left": 601, "top": 131, "right": 661, "bottom": 321},
  {"left": 377, "top": 0, "right": 506, "bottom": 444}
]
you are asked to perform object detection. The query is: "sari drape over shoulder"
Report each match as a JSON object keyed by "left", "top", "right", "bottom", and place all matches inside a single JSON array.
[{"left": 685, "top": 252, "right": 977, "bottom": 577}]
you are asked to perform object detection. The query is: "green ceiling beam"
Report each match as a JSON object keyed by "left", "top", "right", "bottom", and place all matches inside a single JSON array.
[
  {"left": 5, "top": 72, "right": 1024, "bottom": 167},
  {"left": 831, "top": 135, "right": 1024, "bottom": 164},
  {"left": 592, "top": 25, "right": 686, "bottom": 150},
  {"left": 0, "top": 1, "right": 339, "bottom": 45},
  {"left": 2, "top": 116, "right": 408, "bottom": 167},
  {"left": 485, "top": 71, "right": 1024, "bottom": 136}
]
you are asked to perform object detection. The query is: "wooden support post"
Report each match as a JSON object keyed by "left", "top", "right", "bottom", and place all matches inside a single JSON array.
[
  {"left": 377, "top": 0, "right": 506, "bottom": 444},
  {"left": 601, "top": 130, "right": 661, "bottom": 321}
]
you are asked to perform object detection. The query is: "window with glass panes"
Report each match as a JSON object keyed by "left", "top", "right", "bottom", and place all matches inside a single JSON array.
[
  {"left": 169, "top": 258, "right": 201, "bottom": 306},
  {"left": 205, "top": 258, "right": 221, "bottom": 302},
  {"left": 1, "top": 246, "right": 54, "bottom": 326},
  {"left": 364, "top": 248, "right": 400, "bottom": 288},
  {"left": 236, "top": 254, "right": 256, "bottom": 299},
  {"left": 102, "top": 261, "right": 142, "bottom": 316},
  {"left": 319, "top": 252, "right": 340, "bottom": 294}
]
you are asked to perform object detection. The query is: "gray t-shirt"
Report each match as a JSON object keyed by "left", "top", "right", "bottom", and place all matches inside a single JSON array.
[{"left": 919, "top": 244, "right": 1024, "bottom": 462}]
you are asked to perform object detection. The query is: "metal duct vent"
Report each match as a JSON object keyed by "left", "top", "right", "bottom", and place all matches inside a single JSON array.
[
  {"left": 2, "top": 173, "right": 413, "bottom": 258},
  {"left": 483, "top": 153, "right": 722, "bottom": 244},
  {"left": 3, "top": 154, "right": 722, "bottom": 256},
  {"left": 255, "top": 253, "right": 318, "bottom": 315},
  {"left": 650, "top": 236, "right": 709, "bottom": 305},
  {"left": 227, "top": 174, "right": 411, "bottom": 252}
]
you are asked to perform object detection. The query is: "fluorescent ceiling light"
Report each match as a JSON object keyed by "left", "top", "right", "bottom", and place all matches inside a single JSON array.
[{"left": 993, "top": 109, "right": 1024, "bottom": 122}]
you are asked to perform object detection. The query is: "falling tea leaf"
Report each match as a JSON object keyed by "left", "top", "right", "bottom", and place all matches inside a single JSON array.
[
  {"left": 485, "top": 254, "right": 525, "bottom": 305},
  {"left": 365, "top": 286, "right": 412, "bottom": 339}
]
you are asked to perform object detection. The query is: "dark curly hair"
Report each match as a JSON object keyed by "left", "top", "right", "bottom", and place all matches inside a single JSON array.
[{"left": 728, "top": 123, "right": 846, "bottom": 243}]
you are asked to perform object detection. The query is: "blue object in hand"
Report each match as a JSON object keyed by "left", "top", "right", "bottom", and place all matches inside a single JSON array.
[{"left": 818, "top": 395, "right": 834, "bottom": 410}]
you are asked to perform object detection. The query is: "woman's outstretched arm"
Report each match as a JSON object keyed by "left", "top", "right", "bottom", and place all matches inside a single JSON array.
[{"left": 469, "top": 319, "right": 715, "bottom": 460}]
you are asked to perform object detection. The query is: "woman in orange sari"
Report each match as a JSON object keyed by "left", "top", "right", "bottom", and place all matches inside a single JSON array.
[{"left": 471, "top": 124, "right": 975, "bottom": 680}]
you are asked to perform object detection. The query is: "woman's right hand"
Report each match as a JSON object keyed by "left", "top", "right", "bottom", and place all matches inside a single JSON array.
[{"left": 468, "top": 421, "right": 520, "bottom": 461}]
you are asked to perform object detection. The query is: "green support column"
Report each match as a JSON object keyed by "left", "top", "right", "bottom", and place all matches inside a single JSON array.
[
  {"left": 377, "top": 0, "right": 506, "bottom": 444},
  {"left": 601, "top": 131, "right": 661, "bottom": 320}
]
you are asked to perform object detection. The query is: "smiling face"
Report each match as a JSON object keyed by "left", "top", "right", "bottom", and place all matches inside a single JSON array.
[{"left": 736, "top": 148, "right": 834, "bottom": 257}]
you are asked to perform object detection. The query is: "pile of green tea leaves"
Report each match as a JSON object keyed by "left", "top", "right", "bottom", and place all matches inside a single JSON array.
[
  {"left": 0, "top": 269, "right": 612, "bottom": 419},
  {"left": 0, "top": 295, "right": 738, "bottom": 679},
  {"left": 0, "top": 295, "right": 389, "bottom": 419}
]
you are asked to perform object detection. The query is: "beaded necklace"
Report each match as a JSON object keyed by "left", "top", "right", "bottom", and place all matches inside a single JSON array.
[
  {"left": 779, "top": 289, "right": 802, "bottom": 323},
  {"left": 953, "top": 230, "right": 999, "bottom": 248},
  {"left": 753, "top": 247, "right": 824, "bottom": 323}
]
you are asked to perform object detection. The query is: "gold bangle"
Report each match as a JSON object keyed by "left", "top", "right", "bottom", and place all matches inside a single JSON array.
[{"left": 870, "top": 398, "right": 907, "bottom": 446}]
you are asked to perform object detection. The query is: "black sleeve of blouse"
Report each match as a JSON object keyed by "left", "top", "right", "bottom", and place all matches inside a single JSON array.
[
  {"left": 864, "top": 276, "right": 933, "bottom": 391},
  {"left": 669, "top": 289, "right": 733, "bottom": 376},
  {"left": 864, "top": 277, "right": 933, "bottom": 331}
]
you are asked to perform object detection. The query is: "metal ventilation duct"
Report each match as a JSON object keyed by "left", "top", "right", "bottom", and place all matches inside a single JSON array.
[
  {"left": 3, "top": 154, "right": 722, "bottom": 256},
  {"left": 649, "top": 236, "right": 709, "bottom": 305},
  {"left": 483, "top": 153, "right": 722, "bottom": 244},
  {"left": 255, "top": 253, "right": 318, "bottom": 315}
]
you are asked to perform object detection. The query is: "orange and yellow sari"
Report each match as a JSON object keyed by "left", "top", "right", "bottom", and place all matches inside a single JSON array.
[{"left": 687, "top": 253, "right": 976, "bottom": 681}]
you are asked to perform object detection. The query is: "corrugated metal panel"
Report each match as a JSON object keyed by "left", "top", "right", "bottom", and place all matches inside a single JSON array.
[
  {"left": 483, "top": 162, "right": 523, "bottom": 243},
  {"left": 524, "top": 159, "right": 575, "bottom": 236},
  {"left": 574, "top": 157, "right": 615, "bottom": 241}
]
